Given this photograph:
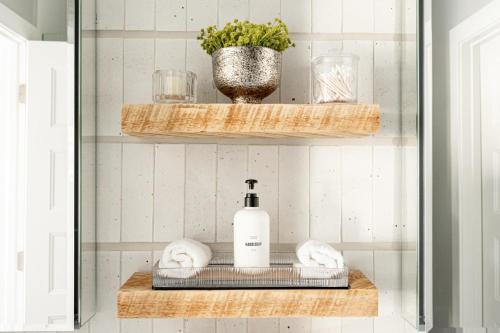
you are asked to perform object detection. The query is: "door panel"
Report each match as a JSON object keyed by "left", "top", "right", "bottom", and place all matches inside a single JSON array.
[
  {"left": 24, "top": 41, "right": 74, "bottom": 331},
  {"left": 480, "top": 32, "right": 500, "bottom": 330}
]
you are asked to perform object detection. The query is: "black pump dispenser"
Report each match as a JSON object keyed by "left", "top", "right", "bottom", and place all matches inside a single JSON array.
[{"left": 244, "top": 179, "right": 259, "bottom": 207}]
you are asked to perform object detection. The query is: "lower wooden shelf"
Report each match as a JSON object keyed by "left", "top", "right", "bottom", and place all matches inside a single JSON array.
[{"left": 117, "top": 270, "right": 378, "bottom": 318}]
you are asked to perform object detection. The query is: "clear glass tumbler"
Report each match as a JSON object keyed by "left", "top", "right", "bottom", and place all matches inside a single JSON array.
[
  {"left": 312, "top": 53, "right": 359, "bottom": 104},
  {"left": 153, "top": 70, "right": 197, "bottom": 103}
]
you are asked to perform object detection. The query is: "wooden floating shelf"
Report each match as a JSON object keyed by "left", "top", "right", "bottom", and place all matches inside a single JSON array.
[
  {"left": 121, "top": 103, "right": 380, "bottom": 138},
  {"left": 117, "top": 270, "right": 378, "bottom": 318}
]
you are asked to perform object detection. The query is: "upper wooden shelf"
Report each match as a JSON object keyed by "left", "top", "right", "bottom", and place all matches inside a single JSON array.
[
  {"left": 117, "top": 270, "right": 378, "bottom": 318},
  {"left": 121, "top": 103, "right": 380, "bottom": 138}
]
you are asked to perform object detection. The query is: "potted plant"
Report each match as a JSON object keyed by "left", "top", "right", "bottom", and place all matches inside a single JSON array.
[{"left": 198, "top": 18, "right": 295, "bottom": 104}]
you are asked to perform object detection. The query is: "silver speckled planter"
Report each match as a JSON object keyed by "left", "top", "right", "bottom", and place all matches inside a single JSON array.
[{"left": 212, "top": 46, "right": 281, "bottom": 104}]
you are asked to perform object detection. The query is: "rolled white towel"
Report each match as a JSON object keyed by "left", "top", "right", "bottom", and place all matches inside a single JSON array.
[
  {"left": 296, "top": 239, "right": 344, "bottom": 269},
  {"left": 158, "top": 238, "right": 212, "bottom": 278}
]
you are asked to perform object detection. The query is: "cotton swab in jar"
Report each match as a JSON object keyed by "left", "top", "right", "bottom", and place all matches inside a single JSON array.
[{"left": 314, "top": 64, "right": 355, "bottom": 103}]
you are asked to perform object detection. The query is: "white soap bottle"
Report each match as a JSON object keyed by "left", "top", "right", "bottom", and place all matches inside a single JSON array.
[{"left": 233, "top": 179, "right": 270, "bottom": 268}]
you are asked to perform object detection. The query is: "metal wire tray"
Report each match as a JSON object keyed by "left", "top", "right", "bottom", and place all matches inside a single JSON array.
[{"left": 152, "top": 252, "right": 349, "bottom": 289}]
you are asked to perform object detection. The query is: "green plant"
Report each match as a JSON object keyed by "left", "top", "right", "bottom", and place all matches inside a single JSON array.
[{"left": 197, "top": 18, "right": 295, "bottom": 55}]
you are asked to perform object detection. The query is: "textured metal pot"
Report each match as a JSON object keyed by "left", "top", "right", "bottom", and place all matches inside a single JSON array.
[{"left": 212, "top": 46, "right": 281, "bottom": 104}]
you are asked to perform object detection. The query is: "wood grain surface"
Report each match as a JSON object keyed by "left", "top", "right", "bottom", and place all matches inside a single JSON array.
[
  {"left": 121, "top": 103, "right": 380, "bottom": 138},
  {"left": 117, "top": 270, "right": 378, "bottom": 318}
]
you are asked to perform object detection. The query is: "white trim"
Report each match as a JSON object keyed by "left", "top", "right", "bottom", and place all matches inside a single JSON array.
[
  {"left": 423, "top": 16, "right": 433, "bottom": 333},
  {"left": 450, "top": 0, "right": 500, "bottom": 329},
  {"left": 0, "top": 24, "right": 27, "bottom": 332}
]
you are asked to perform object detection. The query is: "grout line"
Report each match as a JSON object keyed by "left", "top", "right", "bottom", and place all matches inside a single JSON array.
[
  {"left": 308, "top": 145, "right": 312, "bottom": 239},
  {"left": 214, "top": 144, "right": 219, "bottom": 243},
  {"left": 185, "top": 0, "right": 188, "bottom": 32},
  {"left": 95, "top": 136, "right": 407, "bottom": 146},
  {"left": 183, "top": 144, "right": 187, "bottom": 238},
  {"left": 277, "top": 145, "right": 280, "bottom": 243},
  {"left": 119, "top": 143, "right": 124, "bottom": 243},
  {"left": 340, "top": 0, "right": 344, "bottom": 34},
  {"left": 246, "top": 145, "right": 250, "bottom": 178},
  {"left": 216, "top": 0, "right": 220, "bottom": 28},
  {"left": 153, "top": 0, "right": 157, "bottom": 32},
  {"left": 340, "top": 146, "right": 343, "bottom": 243},
  {"left": 122, "top": 0, "right": 126, "bottom": 31},
  {"left": 184, "top": 39, "right": 187, "bottom": 72},
  {"left": 152, "top": 144, "right": 156, "bottom": 243},
  {"left": 91, "top": 29, "right": 409, "bottom": 41},
  {"left": 371, "top": 144, "right": 375, "bottom": 243},
  {"left": 118, "top": 250, "right": 123, "bottom": 333}
]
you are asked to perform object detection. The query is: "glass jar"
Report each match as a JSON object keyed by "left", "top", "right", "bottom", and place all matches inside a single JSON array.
[
  {"left": 312, "top": 53, "right": 359, "bottom": 104},
  {"left": 153, "top": 70, "right": 197, "bottom": 103}
]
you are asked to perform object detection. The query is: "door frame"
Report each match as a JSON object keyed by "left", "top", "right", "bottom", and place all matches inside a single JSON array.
[{"left": 450, "top": 0, "right": 500, "bottom": 329}]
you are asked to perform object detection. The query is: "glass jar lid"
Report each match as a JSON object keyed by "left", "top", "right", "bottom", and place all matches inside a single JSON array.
[{"left": 312, "top": 50, "right": 360, "bottom": 66}]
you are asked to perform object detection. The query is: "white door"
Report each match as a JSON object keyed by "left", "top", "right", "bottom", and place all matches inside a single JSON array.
[
  {"left": 451, "top": 1, "right": 500, "bottom": 330},
  {"left": 0, "top": 23, "right": 26, "bottom": 333},
  {"left": 480, "top": 33, "right": 500, "bottom": 331},
  {"left": 22, "top": 41, "right": 75, "bottom": 331}
]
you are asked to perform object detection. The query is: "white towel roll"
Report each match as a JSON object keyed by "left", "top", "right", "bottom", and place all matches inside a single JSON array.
[
  {"left": 296, "top": 239, "right": 344, "bottom": 269},
  {"left": 159, "top": 238, "right": 212, "bottom": 278}
]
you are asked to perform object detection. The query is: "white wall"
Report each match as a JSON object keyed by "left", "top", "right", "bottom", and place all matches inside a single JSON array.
[
  {"left": 431, "top": 0, "right": 495, "bottom": 332},
  {"left": 86, "top": 0, "right": 413, "bottom": 332},
  {"left": 79, "top": 1, "right": 412, "bottom": 333},
  {"left": 0, "top": 0, "right": 37, "bottom": 25},
  {"left": 36, "top": 0, "right": 67, "bottom": 40},
  {"left": 0, "top": 1, "right": 40, "bottom": 40},
  {"left": 0, "top": 0, "right": 67, "bottom": 40}
]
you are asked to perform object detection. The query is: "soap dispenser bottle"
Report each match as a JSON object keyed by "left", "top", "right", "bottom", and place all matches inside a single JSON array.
[{"left": 233, "top": 179, "right": 270, "bottom": 268}]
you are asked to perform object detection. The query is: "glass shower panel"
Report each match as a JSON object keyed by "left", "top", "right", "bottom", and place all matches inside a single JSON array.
[
  {"left": 77, "top": 0, "right": 97, "bottom": 326},
  {"left": 401, "top": 0, "right": 421, "bottom": 329}
]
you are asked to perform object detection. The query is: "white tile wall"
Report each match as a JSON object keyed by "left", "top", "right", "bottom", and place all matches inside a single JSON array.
[
  {"left": 121, "top": 144, "right": 155, "bottom": 242},
  {"left": 247, "top": 318, "right": 279, "bottom": 333},
  {"left": 155, "top": 39, "right": 186, "bottom": 71},
  {"left": 342, "top": 0, "right": 374, "bottom": 33},
  {"left": 125, "top": 0, "right": 155, "bottom": 30},
  {"left": 374, "top": 0, "right": 401, "bottom": 34},
  {"left": 187, "top": 0, "right": 218, "bottom": 30},
  {"left": 311, "top": 0, "right": 341, "bottom": 33},
  {"left": 156, "top": 0, "right": 187, "bottom": 31},
  {"left": 97, "top": 0, "right": 124, "bottom": 30},
  {"left": 278, "top": 146, "right": 310, "bottom": 243},
  {"left": 216, "top": 145, "right": 248, "bottom": 242},
  {"left": 341, "top": 146, "right": 373, "bottom": 242},
  {"left": 249, "top": 0, "right": 280, "bottom": 23},
  {"left": 311, "top": 317, "right": 341, "bottom": 333},
  {"left": 281, "top": 41, "right": 311, "bottom": 104},
  {"left": 185, "top": 144, "right": 217, "bottom": 242},
  {"left": 123, "top": 39, "right": 155, "bottom": 104},
  {"left": 310, "top": 146, "right": 341, "bottom": 242},
  {"left": 97, "top": 38, "right": 123, "bottom": 136},
  {"left": 186, "top": 39, "right": 216, "bottom": 102},
  {"left": 281, "top": 0, "right": 311, "bottom": 33},
  {"left": 97, "top": 144, "right": 122, "bottom": 243},
  {"left": 218, "top": 0, "right": 249, "bottom": 26},
  {"left": 248, "top": 145, "right": 279, "bottom": 242},
  {"left": 92, "top": 0, "right": 415, "bottom": 332},
  {"left": 154, "top": 144, "right": 185, "bottom": 242}
]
